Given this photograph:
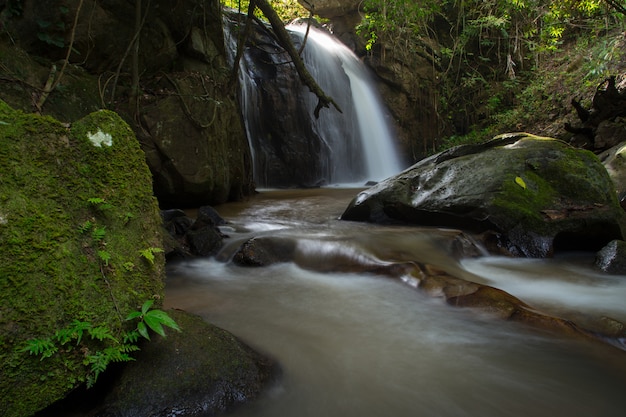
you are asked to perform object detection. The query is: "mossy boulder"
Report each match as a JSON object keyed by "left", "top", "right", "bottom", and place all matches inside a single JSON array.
[
  {"left": 341, "top": 133, "right": 626, "bottom": 257},
  {"left": 0, "top": 101, "right": 165, "bottom": 417}
]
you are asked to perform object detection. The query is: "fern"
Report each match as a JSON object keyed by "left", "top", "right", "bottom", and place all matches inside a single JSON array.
[
  {"left": 88, "top": 326, "right": 118, "bottom": 343},
  {"left": 97, "top": 250, "right": 111, "bottom": 266},
  {"left": 55, "top": 320, "right": 92, "bottom": 345},
  {"left": 87, "top": 197, "right": 113, "bottom": 211},
  {"left": 21, "top": 338, "right": 57, "bottom": 360},
  {"left": 92, "top": 226, "right": 106, "bottom": 242},
  {"left": 85, "top": 351, "right": 109, "bottom": 387},
  {"left": 78, "top": 220, "right": 93, "bottom": 234},
  {"left": 138, "top": 247, "right": 164, "bottom": 265},
  {"left": 22, "top": 299, "right": 178, "bottom": 388}
]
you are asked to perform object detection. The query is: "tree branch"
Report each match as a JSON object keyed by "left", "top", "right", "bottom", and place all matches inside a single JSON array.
[{"left": 251, "top": 0, "right": 342, "bottom": 117}]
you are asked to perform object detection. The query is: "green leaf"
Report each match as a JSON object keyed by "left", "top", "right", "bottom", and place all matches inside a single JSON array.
[
  {"left": 145, "top": 310, "right": 181, "bottom": 332},
  {"left": 87, "top": 197, "right": 106, "bottom": 205},
  {"left": 123, "top": 330, "right": 140, "bottom": 344},
  {"left": 515, "top": 176, "right": 527, "bottom": 189},
  {"left": 125, "top": 311, "right": 143, "bottom": 321},
  {"left": 137, "top": 321, "right": 150, "bottom": 341},
  {"left": 78, "top": 220, "right": 93, "bottom": 234},
  {"left": 141, "top": 299, "right": 154, "bottom": 315},
  {"left": 144, "top": 314, "right": 166, "bottom": 337}
]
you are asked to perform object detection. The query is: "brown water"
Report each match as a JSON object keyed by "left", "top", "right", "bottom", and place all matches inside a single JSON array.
[{"left": 165, "top": 188, "right": 626, "bottom": 417}]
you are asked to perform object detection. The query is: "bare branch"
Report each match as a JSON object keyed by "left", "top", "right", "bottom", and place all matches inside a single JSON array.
[{"left": 251, "top": 0, "right": 342, "bottom": 117}]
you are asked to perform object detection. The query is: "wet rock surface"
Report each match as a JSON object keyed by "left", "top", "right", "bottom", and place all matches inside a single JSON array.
[
  {"left": 596, "top": 240, "right": 626, "bottom": 274},
  {"left": 162, "top": 206, "right": 227, "bottom": 258},
  {"left": 226, "top": 231, "right": 626, "bottom": 351},
  {"left": 40, "top": 310, "right": 278, "bottom": 417},
  {"left": 341, "top": 133, "right": 626, "bottom": 257}
]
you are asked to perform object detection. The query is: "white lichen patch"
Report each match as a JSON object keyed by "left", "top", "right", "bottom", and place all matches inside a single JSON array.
[
  {"left": 0, "top": 213, "right": 7, "bottom": 225},
  {"left": 87, "top": 129, "right": 113, "bottom": 147}
]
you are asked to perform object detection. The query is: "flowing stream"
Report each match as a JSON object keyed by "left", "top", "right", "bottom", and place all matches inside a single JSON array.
[{"left": 165, "top": 188, "right": 626, "bottom": 417}]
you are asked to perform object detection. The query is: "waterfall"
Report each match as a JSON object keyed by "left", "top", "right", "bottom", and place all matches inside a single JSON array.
[{"left": 225, "top": 15, "right": 404, "bottom": 187}]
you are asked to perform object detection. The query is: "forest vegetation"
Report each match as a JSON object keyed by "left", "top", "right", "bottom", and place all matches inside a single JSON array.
[{"left": 226, "top": 0, "right": 625, "bottom": 152}]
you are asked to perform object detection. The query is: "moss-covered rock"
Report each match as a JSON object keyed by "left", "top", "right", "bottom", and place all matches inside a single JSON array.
[
  {"left": 0, "top": 101, "right": 165, "bottom": 417},
  {"left": 341, "top": 133, "right": 626, "bottom": 257}
]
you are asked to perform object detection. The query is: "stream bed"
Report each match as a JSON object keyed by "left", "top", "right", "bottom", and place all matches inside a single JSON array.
[{"left": 164, "top": 188, "right": 626, "bottom": 417}]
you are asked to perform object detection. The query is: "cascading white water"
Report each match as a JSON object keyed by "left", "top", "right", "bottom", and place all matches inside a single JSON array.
[
  {"left": 287, "top": 23, "right": 404, "bottom": 184},
  {"left": 224, "top": 14, "right": 404, "bottom": 187}
]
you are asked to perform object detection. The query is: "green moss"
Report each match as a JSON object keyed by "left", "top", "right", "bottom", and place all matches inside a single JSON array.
[
  {"left": 492, "top": 170, "right": 556, "bottom": 230},
  {"left": 0, "top": 101, "right": 165, "bottom": 417},
  {"left": 490, "top": 137, "right": 620, "bottom": 232}
]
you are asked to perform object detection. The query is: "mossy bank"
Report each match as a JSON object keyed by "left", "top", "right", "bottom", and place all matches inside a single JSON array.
[{"left": 0, "top": 100, "right": 165, "bottom": 417}]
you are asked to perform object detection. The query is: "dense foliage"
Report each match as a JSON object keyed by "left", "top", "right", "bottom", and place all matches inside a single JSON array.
[
  {"left": 221, "top": 0, "right": 309, "bottom": 21},
  {"left": 356, "top": 0, "right": 625, "bottom": 150}
]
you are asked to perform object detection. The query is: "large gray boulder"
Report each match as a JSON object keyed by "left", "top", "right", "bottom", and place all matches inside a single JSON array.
[{"left": 341, "top": 133, "right": 626, "bottom": 257}]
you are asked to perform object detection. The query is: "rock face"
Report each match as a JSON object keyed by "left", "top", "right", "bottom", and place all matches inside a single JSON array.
[
  {"left": 225, "top": 12, "right": 371, "bottom": 188},
  {"left": 92, "top": 310, "right": 278, "bottom": 417},
  {"left": 0, "top": 0, "right": 255, "bottom": 207},
  {"left": 0, "top": 101, "right": 165, "bottom": 417},
  {"left": 298, "top": 0, "right": 363, "bottom": 48},
  {"left": 341, "top": 133, "right": 626, "bottom": 257},
  {"left": 600, "top": 141, "right": 626, "bottom": 206},
  {"left": 299, "top": 0, "right": 443, "bottom": 162}
]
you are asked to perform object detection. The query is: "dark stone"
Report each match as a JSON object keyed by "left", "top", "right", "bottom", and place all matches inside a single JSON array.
[
  {"left": 565, "top": 76, "right": 626, "bottom": 152},
  {"left": 342, "top": 133, "right": 626, "bottom": 257},
  {"left": 187, "top": 225, "right": 224, "bottom": 257},
  {"left": 232, "top": 237, "right": 297, "bottom": 266},
  {"left": 595, "top": 240, "right": 626, "bottom": 274},
  {"left": 0, "top": 0, "right": 256, "bottom": 208},
  {"left": 93, "top": 310, "right": 279, "bottom": 417},
  {"left": 196, "top": 205, "right": 226, "bottom": 227},
  {"left": 162, "top": 209, "right": 194, "bottom": 236}
]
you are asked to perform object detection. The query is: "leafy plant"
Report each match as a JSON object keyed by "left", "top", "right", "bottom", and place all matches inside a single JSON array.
[
  {"left": 87, "top": 197, "right": 113, "bottom": 211},
  {"left": 91, "top": 225, "right": 106, "bottom": 242},
  {"left": 21, "top": 338, "right": 57, "bottom": 360},
  {"left": 139, "top": 247, "right": 164, "bottom": 265},
  {"left": 78, "top": 220, "right": 94, "bottom": 234},
  {"left": 97, "top": 250, "right": 111, "bottom": 266},
  {"left": 126, "top": 300, "right": 181, "bottom": 341},
  {"left": 21, "top": 302, "right": 179, "bottom": 388}
]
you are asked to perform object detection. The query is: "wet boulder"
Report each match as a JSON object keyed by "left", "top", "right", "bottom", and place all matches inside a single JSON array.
[
  {"left": 92, "top": 310, "right": 278, "bottom": 417},
  {"left": 595, "top": 240, "right": 626, "bottom": 274},
  {"left": 342, "top": 133, "right": 626, "bottom": 257},
  {"left": 162, "top": 206, "right": 226, "bottom": 258},
  {"left": 232, "top": 236, "right": 297, "bottom": 266}
]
